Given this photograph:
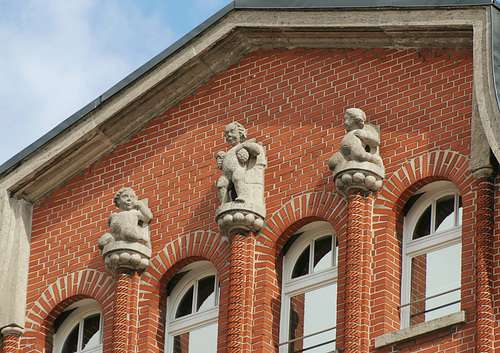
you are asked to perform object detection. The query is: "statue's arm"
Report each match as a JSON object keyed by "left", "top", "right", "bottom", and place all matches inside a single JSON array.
[
  {"left": 135, "top": 201, "right": 153, "bottom": 223},
  {"left": 239, "top": 141, "right": 263, "bottom": 156},
  {"left": 354, "top": 128, "right": 380, "bottom": 147}
]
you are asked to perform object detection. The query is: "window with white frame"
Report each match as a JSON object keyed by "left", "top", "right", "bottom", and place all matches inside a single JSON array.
[
  {"left": 401, "top": 181, "right": 462, "bottom": 328},
  {"left": 53, "top": 299, "right": 103, "bottom": 353},
  {"left": 165, "top": 261, "right": 219, "bottom": 353},
  {"left": 279, "top": 221, "right": 338, "bottom": 353}
]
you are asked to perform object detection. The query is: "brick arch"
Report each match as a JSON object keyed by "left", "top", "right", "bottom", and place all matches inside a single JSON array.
[
  {"left": 260, "top": 190, "right": 347, "bottom": 254},
  {"left": 377, "top": 150, "right": 472, "bottom": 215},
  {"left": 146, "top": 229, "right": 231, "bottom": 295},
  {"left": 22, "top": 269, "right": 113, "bottom": 352}
]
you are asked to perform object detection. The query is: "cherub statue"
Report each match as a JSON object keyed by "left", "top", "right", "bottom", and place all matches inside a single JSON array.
[
  {"left": 216, "top": 122, "right": 264, "bottom": 204},
  {"left": 328, "top": 108, "right": 383, "bottom": 171},
  {"left": 98, "top": 187, "right": 153, "bottom": 250}
]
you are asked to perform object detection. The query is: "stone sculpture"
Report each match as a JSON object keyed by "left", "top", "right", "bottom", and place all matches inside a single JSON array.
[
  {"left": 98, "top": 187, "right": 153, "bottom": 271},
  {"left": 328, "top": 108, "right": 384, "bottom": 195},
  {"left": 215, "top": 122, "right": 266, "bottom": 235}
]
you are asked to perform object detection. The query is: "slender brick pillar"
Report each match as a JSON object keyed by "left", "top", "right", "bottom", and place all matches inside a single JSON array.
[
  {"left": 1, "top": 327, "right": 23, "bottom": 353},
  {"left": 343, "top": 189, "right": 372, "bottom": 353},
  {"left": 112, "top": 268, "right": 138, "bottom": 353},
  {"left": 226, "top": 229, "right": 254, "bottom": 353},
  {"left": 473, "top": 168, "right": 495, "bottom": 353}
]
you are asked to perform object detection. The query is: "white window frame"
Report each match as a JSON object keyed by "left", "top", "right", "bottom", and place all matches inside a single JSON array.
[
  {"left": 53, "top": 299, "right": 103, "bottom": 353},
  {"left": 400, "top": 181, "right": 462, "bottom": 329},
  {"left": 279, "top": 221, "right": 338, "bottom": 353},
  {"left": 165, "top": 261, "right": 219, "bottom": 353}
]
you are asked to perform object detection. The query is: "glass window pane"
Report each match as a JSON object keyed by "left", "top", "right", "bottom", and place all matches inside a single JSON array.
[
  {"left": 413, "top": 205, "right": 431, "bottom": 240},
  {"left": 313, "top": 236, "right": 332, "bottom": 273},
  {"left": 81, "top": 314, "right": 101, "bottom": 350},
  {"left": 189, "top": 322, "right": 217, "bottom": 353},
  {"left": 410, "top": 244, "right": 461, "bottom": 325},
  {"left": 292, "top": 246, "right": 310, "bottom": 279},
  {"left": 173, "top": 332, "right": 190, "bottom": 353},
  {"left": 197, "top": 275, "right": 216, "bottom": 312},
  {"left": 61, "top": 323, "right": 79, "bottom": 353},
  {"left": 457, "top": 196, "right": 462, "bottom": 225},
  {"left": 176, "top": 286, "right": 194, "bottom": 318},
  {"left": 435, "top": 195, "right": 455, "bottom": 233},
  {"left": 288, "top": 284, "right": 337, "bottom": 352}
]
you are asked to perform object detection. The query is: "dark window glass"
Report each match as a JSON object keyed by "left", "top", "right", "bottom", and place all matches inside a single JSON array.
[
  {"left": 176, "top": 286, "right": 194, "bottom": 318},
  {"left": 435, "top": 195, "right": 455, "bottom": 233},
  {"left": 413, "top": 205, "right": 431, "bottom": 240},
  {"left": 61, "top": 323, "right": 79, "bottom": 353},
  {"left": 173, "top": 332, "right": 190, "bottom": 353},
  {"left": 81, "top": 314, "right": 101, "bottom": 350},
  {"left": 197, "top": 275, "right": 215, "bottom": 311},
  {"left": 313, "top": 235, "right": 332, "bottom": 272},
  {"left": 292, "top": 246, "right": 310, "bottom": 279}
]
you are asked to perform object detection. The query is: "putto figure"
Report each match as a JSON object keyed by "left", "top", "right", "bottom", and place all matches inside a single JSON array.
[
  {"left": 328, "top": 108, "right": 383, "bottom": 170},
  {"left": 216, "top": 122, "right": 264, "bottom": 205},
  {"left": 98, "top": 187, "right": 153, "bottom": 250}
]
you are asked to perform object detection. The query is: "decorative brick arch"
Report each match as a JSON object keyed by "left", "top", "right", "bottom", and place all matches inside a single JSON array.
[
  {"left": 260, "top": 190, "right": 347, "bottom": 252},
  {"left": 147, "top": 229, "right": 231, "bottom": 293},
  {"left": 377, "top": 150, "right": 472, "bottom": 214},
  {"left": 22, "top": 269, "right": 113, "bottom": 352}
]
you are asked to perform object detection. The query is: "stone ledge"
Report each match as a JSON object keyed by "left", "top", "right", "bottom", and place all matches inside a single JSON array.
[{"left": 374, "top": 311, "right": 466, "bottom": 348}]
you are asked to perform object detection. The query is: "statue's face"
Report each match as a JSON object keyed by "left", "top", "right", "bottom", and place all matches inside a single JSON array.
[
  {"left": 344, "top": 113, "right": 363, "bottom": 131},
  {"left": 119, "top": 190, "right": 136, "bottom": 210},
  {"left": 225, "top": 124, "right": 241, "bottom": 146}
]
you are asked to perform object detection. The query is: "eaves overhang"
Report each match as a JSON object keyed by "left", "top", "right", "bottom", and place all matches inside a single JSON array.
[{"left": 1, "top": 1, "right": 499, "bottom": 203}]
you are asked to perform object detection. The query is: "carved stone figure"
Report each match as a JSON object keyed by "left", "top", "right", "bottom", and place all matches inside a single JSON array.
[
  {"left": 216, "top": 122, "right": 264, "bottom": 204},
  {"left": 329, "top": 108, "right": 384, "bottom": 195},
  {"left": 328, "top": 108, "right": 383, "bottom": 170},
  {"left": 98, "top": 187, "right": 153, "bottom": 271},
  {"left": 215, "top": 122, "right": 266, "bottom": 235}
]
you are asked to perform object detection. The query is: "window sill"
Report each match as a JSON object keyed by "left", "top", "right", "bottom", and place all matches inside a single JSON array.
[{"left": 374, "top": 311, "right": 466, "bottom": 348}]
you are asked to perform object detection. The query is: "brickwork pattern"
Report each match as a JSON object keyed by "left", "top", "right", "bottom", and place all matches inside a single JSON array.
[{"left": 20, "top": 47, "right": 479, "bottom": 353}]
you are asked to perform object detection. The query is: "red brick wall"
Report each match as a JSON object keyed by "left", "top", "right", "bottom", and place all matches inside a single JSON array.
[{"left": 21, "top": 47, "right": 479, "bottom": 352}]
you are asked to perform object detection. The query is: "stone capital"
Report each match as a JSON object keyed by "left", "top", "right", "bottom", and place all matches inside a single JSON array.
[
  {"left": 216, "top": 202, "right": 265, "bottom": 236},
  {"left": 332, "top": 163, "right": 384, "bottom": 196},
  {"left": 102, "top": 241, "right": 151, "bottom": 273},
  {"left": 1, "top": 326, "right": 24, "bottom": 337}
]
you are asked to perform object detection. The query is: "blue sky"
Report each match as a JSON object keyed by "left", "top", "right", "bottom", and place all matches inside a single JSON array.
[{"left": 0, "top": 0, "right": 230, "bottom": 166}]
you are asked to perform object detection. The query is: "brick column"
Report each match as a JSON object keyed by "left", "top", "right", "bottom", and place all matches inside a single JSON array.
[
  {"left": 226, "top": 229, "right": 255, "bottom": 353},
  {"left": 1, "top": 327, "right": 23, "bottom": 353},
  {"left": 344, "top": 189, "right": 372, "bottom": 353},
  {"left": 473, "top": 168, "right": 495, "bottom": 353},
  {"left": 112, "top": 268, "right": 140, "bottom": 353},
  {"left": 101, "top": 243, "right": 151, "bottom": 353}
]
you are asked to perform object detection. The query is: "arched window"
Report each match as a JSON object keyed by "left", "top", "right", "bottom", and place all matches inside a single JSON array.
[
  {"left": 279, "top": 221, "right": 338, "bottom": 353},
  {"left": 401, "top": 181, "right": 462, "bottom": 328},
  {"left": 53, "top": 299, "right": 103, "bottom": 353},
  {"left": 165, "top": 261, "right": 219, "bottom": 353}
]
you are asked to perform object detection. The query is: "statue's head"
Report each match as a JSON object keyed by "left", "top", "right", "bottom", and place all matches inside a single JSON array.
[
  {"left": 344, "top": 108, "right": 366, "bottom": 131},
  {"left": 225, "top": 122, "right": 247, "bottom": 146},
  {"left": 114, "top": 187, "right": 137, "bottom": 209}
]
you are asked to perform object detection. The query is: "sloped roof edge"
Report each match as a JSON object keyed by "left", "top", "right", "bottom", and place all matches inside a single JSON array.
[{"left": 1, "top": 1, "right": 499, "bottom": 202}]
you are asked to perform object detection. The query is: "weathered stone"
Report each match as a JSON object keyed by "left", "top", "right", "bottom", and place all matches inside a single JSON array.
[
  {"left": 329, "top": 108, "right": 385, "bottom": 195},
  {"left": 98, "top": 188, "right": 153, "bottom": 272},
  {"left": 215, "top": 122, "right": 266, "bottom": 235}
]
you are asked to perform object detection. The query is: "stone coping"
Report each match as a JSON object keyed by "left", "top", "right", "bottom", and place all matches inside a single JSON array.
[{"left": 374, "top": 311, "right": 466, "bottom": 348}]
